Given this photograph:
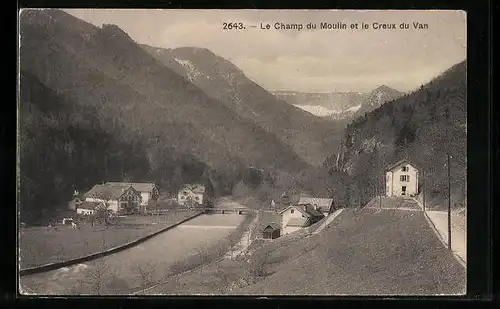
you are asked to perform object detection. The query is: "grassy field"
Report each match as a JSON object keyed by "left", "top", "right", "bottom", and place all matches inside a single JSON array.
[
  {"left": 20, "top": 214, "right": 246, "bottom": 295},
  {"left": 145, "top": 208, "right": 465, "bottom": 295},
  {"left": 19, "top": 209, "right": 200, "bottom": 269}
]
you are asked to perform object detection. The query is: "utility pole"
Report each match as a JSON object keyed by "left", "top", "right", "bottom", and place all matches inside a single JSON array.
[
  {"left": 445, "top": 107, "right": 452, "bottom": 251},
  {"left": 447, "top": 154, "right": 452, "bottom": 250},
  {"left": 379, "top": 177, "right": 382, "bottom": 209},
  {"left": 423, "top": 170, "right": 426, "bottom": 212}
]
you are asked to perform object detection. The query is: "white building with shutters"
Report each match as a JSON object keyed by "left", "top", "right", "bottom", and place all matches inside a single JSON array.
[{"left": 385, "top": 159, "right": 419, "bottom": 197}]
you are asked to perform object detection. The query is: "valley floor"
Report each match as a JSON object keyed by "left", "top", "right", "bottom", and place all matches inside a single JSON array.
[
  {"left": 19, "top": 210, "right": 200, "bottom": 269},
  {"left": 144, "top": 208, "right": 466, "bottom": 296},
  {"left": 19, "top": 214, "right": 246, "bottom": 295}
]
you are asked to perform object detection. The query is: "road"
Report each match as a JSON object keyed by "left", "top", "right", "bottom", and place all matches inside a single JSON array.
[
  {"left": 19, "top": 214, "right": 245, "bottom": 295},
  {"left": 425, "top": 210, "right": 467, "bottom": 265}
]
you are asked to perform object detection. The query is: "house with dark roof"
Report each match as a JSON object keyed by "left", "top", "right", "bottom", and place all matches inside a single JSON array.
[
  {"left": 279, "top": 204, "right": 325, "bottom": 235},
  {"left": 298, "top": 196, "right": 334, "bottom": 217},
  {"left": 262, "top": 223, "right": 281, "bottom": 239},
  {"left": 385, "top": 159, "right": 419, "bottom": 197},
  {"left": 83, "top": 184, "right": 142, "bottom": 214},
  {"left": 178, "top": 184, "right": 206, "bottom": 206},
  {"left": 105, "top": 182, "right": 160, "bottom": 206}
]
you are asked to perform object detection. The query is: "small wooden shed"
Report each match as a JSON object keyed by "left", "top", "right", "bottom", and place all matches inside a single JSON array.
[{"left": 262, "top": 224, "right": 281, "bottom": 239}]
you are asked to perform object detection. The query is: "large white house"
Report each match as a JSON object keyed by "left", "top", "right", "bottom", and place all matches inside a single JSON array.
[
  {"left": 83, "top": 184, "right": 143, "bottom": 213},
  {"left": 279, "top": 205, "right": 324, "bottom": 236},
  {"left": 105, "top": 182, "right": 160, "bottom": 206},
  {"left": 385, "top": 159, "right": 419, "bottom": 197}
]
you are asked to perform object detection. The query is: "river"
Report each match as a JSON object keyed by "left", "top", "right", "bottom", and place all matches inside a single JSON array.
[{"left": 19, "top": 214, "right": 246, "bottom": 295}]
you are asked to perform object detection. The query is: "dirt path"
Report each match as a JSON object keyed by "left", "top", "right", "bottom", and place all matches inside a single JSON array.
[{"left": 224, "top": 210, "right": 259, "bottom": 259}]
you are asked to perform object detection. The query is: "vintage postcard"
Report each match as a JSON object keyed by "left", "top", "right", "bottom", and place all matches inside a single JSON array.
[{"left": 17, "top": 9, "right": 467, "bottom": 296}]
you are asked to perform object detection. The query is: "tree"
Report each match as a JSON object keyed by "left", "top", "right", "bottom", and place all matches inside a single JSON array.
[
  {"left": 196, "top": 245, "right": 210, "bottom": 275},
  {"left": 83, "top": 259, "right": 111, "bottom": 295},
  {"left": 135, "top": 262, "right": 156, "bottom": 291},
  {"left": 91, "top": 198, "right": 118, "bottom": 229}
]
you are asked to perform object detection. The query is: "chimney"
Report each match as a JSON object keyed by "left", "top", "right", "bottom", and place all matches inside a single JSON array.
[{"left": 73, "top": 190, "right": 79, "bottom": 196}]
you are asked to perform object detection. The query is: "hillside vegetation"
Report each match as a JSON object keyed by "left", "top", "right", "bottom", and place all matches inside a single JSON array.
[
  {"left": 18, "top": 10, "right": 313, "bottom": 220},
  {"left": 330, "top": 61, "right": 467, "bottom": 209},
  {"left": 142, "top": 45, "right": 344, "bottom": 167},
  {"left": 19, "top": 71, "right": 151, "bottom": 223}
]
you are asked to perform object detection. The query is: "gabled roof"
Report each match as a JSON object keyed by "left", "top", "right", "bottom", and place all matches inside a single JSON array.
[
  {"left": 386, "top": 159, "right": 417, "bottom": 172},
  {"left": 77, "top": 201, "right": 101, "bottom": 210},
  {"left": 278, "top": 205, "right": 324, "bottom": 218},
  {"left": 298, "top": 197, "right": 333, "bottom": 209},
  {"left": 303, "top": 205, "right": 325, "bottom": 217},
  {"left": 179, "top": 184, "right": 205, "bottom": 194},
  {"left": 279, "top": 205, "right": 309, "bottom": 217},
  {"left": 106, "top": 182, "right": 158, "bottom": 193},
  {"left": 263, "top": 223, "right": 280, "bottom": 231},
  {"left": 84, "top": 184, "right": 140, "bottom": 200}
]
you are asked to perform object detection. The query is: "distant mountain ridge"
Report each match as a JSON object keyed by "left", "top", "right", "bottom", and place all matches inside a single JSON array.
[
  {"left": 141, "top": 44, "right": 345, "bottom": 167},
  {"left": 273, "top": 86, "right": 403, "bottom": 121},
  {"left": 272, "top": 91, "right": 365, "bottom": 112}
]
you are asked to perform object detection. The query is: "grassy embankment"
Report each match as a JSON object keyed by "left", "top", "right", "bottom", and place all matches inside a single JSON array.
[
  {"left": 143, "top": 208, "right": 465, "bottom": 295},
  {"left": 130, "top": 211, "right": 257, "bottom": 295}
]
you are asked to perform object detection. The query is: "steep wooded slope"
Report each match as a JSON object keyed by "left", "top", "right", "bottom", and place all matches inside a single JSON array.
[
  {"left": 141, "top": 45, "right": 344, "bottom": 166},
  {"left": 19, "top": 70, "right": 154, "bottom": 222},
  {"left": 19, "top": 9, "right": 312, "bottom": 218},
  {"left": 330, "top": 61, "right": 467, "bottom": 208},
  {"left": 19, "top": 10, "right": 309, "bottom": 179}
]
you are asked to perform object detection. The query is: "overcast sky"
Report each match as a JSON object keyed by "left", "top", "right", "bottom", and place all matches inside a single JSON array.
[{"left": 65, "top": 9, "right": 466, "bottom": 93}]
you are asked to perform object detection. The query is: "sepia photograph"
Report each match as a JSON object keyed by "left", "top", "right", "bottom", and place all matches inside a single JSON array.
[{"left": 17, "top": 9, "right": 467, "bottom": 296}]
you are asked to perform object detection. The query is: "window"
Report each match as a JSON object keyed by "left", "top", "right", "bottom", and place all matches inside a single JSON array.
[
  {"left": 181, "top": 196, "right": 185, "bottom": 200},
  {"left": 400, "top": 175, "right": 410, "bottom": 182},
  {"left": 402, "top": 166, "right": 409, "bottom": 172},
  {"left": 195, "top": 196, "right": 199, "bottom": 201},
  {"left": 291, "top": 209, "right": 294, "bottom": 214}
]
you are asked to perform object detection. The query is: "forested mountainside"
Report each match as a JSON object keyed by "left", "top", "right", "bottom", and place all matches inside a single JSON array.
[
  {"left": 19, "top": 10, "right": 311, "bottom": 220},
  {"left": 141, "top": 45, "right": 344, "bottom": 166},
  {"left": 19, "top": 71, "right": 151, "bottom": 222},
  {"left": 325, "top": 60, "right": 467, "bottom": 209}
]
